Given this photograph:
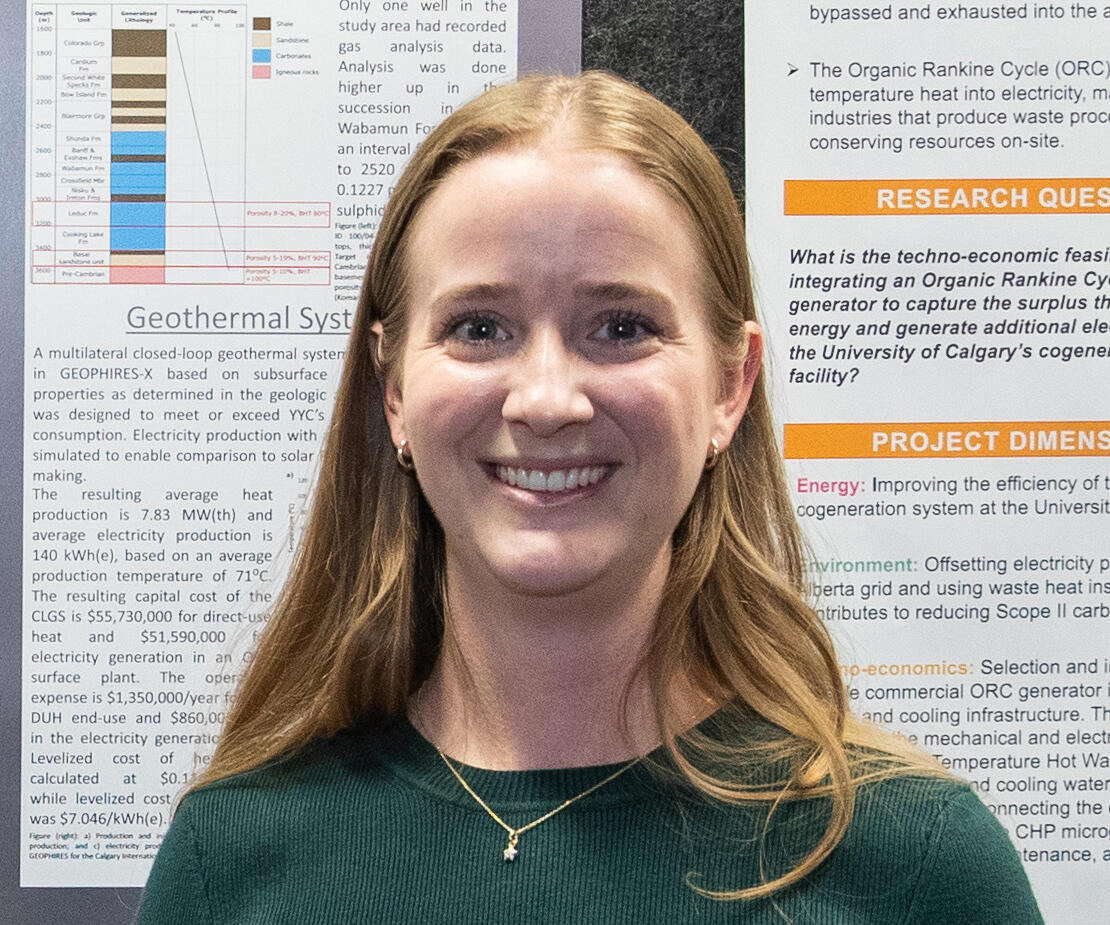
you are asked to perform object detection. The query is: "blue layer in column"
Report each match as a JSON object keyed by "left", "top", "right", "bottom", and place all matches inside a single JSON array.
[
  {"left": 111, "top": 131, "right": 167, "bottom": 156},
  {"left": 111, "top": 225, "right": 167, "bottom": 251},
  {"left": 110, "top": 201, "right": 167, "bottom": 250},
  {"left": 110, "top": 162, "right": 167, "bottom": 195}
]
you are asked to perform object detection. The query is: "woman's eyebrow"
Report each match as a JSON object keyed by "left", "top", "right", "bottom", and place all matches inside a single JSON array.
[
  {"left": 574, "top": 281, "right": 676, "bottom": 308},
  {"left": 430, "top": 283, "right": 517, "bottom": 308},
  {"left": 426, "top": 282, "right": 678, "bottom": 315}
]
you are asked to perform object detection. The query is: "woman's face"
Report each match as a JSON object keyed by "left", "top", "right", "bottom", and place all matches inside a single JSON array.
[{"left": 382, "top": 144, "right": 760, "bottom": 602}]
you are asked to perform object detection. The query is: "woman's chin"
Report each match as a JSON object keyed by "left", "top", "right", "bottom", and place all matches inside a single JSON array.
[
  {"left": 472, "top": 535, "right": 667, "bottom": 607},
  {"left": 486, "top": 557, "right": 605, "bottom": 600}
]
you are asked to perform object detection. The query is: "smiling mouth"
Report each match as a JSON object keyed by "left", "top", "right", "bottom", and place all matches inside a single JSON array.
[{"left": 494, "top": 465, "right": 609, "bottom": 493}]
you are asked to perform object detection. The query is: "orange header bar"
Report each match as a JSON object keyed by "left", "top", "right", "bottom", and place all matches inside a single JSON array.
[
  {"left": 784, "top": 422, "right": 1110, "bottom": 458},
  {"left": 784, "top": 179, "right": 1110, "bottom": 215}
]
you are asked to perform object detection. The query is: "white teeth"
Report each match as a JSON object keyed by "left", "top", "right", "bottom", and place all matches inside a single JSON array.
[{"left": 495, "top": 465, "right": 607, "bottom": 493}]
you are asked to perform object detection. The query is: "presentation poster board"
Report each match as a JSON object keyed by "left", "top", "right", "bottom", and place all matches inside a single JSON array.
[
  {"left": 14, "top": 0, "right": 578, "bottom": 911},
  {"left": 745, "top": 2, "right": 1110, "bottom": 919}
]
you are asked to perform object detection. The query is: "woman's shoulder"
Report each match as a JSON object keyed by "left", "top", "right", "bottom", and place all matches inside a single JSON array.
[
  {"left": 195, "top": 723, "right": 364, "bottom": 785},
  {"left": 137, "top": 720, "right": 406, "bottom": 924},
  {"left": 176, "top": 716, "right": 401, "bottom": 827},
  {"left": 853, "top": 767, "right": 977, "bottom": 816},
  {"left": 829, "top": 773, "right": 1043, "bottom": 924},
  {"left": 690, "top": 710, "right": 1042, "bottom": 921},
  {"left": 845, "top": 771, "right": 994, "bottom": 856},
  {"left": 150, "top": 720, "right": 402, "bottom": 875}
]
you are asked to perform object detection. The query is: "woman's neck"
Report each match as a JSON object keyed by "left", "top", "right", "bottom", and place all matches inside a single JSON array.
[{"left": 410, "top": 554, "right": 674, "bottom": 770}]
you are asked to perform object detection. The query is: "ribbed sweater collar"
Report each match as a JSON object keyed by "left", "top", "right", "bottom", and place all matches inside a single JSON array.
[{"left": 368, "top": 715, "right": 671, "bottom": 813}]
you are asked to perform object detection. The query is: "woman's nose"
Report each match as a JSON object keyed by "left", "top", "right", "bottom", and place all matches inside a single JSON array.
[{"left": 500, "top": 329, "right": 593, "bottom": 436}]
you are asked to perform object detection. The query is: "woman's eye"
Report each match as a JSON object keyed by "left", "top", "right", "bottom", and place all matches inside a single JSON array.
[
  {"left": 593, "top": 312, "right": 657, "bottom": 344},
  {"left": 446, "top": 313, "right": 509, "bottom": 345}
]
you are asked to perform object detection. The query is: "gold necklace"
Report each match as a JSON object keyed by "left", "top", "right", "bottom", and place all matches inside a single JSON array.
[{"left": 435, "top": 748, "right": 641, "bottom": 862}]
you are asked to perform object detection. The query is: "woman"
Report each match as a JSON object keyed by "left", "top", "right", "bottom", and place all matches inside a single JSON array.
[{"left": 138, "top": 72, "right": 1042, "bottom": 922}]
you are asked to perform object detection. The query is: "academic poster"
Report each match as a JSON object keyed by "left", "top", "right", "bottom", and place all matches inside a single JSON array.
[{"left": 745, "top": 2, "right": 1110, "bottom": 918}]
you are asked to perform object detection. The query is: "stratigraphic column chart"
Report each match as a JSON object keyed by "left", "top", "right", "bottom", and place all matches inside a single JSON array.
[
  {"left": 110, "top": 24, "right": 167, "bottom": 283},
  {"left": 29, "top": 3, "right": 330, "bottom": 287}
]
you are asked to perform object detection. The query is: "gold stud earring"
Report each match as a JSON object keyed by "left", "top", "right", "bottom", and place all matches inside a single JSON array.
[
  {"left": 704, "top": 438, "right": 720, "bottom": 470},
  {"left": 396, "top": 439, "right": 415, "bottom": 472}
]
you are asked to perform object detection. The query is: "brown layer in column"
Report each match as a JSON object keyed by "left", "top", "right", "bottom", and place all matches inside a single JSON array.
[
  {"left": 111, "top": 99, "right": 166, "bottom": 108},
  {"left": 112, "top": 73, "right": 166, "bottom": 88},
  {"left": 113, "top": 30, "right": 167, "bottom": 57}
]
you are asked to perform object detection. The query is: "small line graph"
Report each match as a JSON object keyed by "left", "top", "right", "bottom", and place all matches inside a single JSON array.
[{"left": 171, "top": 28, "right": 231, "bottom": 269}]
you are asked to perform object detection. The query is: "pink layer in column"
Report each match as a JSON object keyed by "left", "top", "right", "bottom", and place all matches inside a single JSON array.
[{"left": 110, "top": 265, "right": 166, "bottom": 284}]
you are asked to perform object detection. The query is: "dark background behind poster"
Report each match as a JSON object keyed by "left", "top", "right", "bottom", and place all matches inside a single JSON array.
[
  {"left": 583, "top": 0, "right": 744, "bottom": 199},
  {"left": 2, "top": 1, "right": 744, "bottom": 920}
]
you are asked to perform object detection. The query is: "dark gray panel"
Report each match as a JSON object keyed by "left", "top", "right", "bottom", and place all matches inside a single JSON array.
[{"left": 582, "top": 0, "right": 744, "bottom": 202}]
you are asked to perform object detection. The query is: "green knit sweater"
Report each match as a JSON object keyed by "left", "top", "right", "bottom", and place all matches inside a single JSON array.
[{"left": 137, "top": 716, "right": 1043, "bottom": 924}]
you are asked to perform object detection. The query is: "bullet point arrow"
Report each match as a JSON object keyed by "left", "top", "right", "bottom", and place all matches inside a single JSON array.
[{"left": 787, "top": 62, "right": 798, "bottom": 76}]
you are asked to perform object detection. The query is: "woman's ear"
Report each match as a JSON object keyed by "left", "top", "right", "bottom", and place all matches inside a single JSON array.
[
  {"left": 371, "top": 321, "right": 408, "bottom": 449},
  {"left": 712, "top": 321, "right": 763, "bottom": 450}
]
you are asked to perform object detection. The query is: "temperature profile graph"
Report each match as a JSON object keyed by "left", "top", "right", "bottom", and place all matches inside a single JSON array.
[{"left": 28, "top": 4, "right": 329, "bottom": 285}]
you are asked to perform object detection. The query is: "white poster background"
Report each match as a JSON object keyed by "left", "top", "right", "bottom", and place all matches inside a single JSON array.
[
  {"left": 22, "top": 0, "right": 517, "bottom": 887},
  {"left": 746, "top": 3, "right": 1110, "bottom": 920}
]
